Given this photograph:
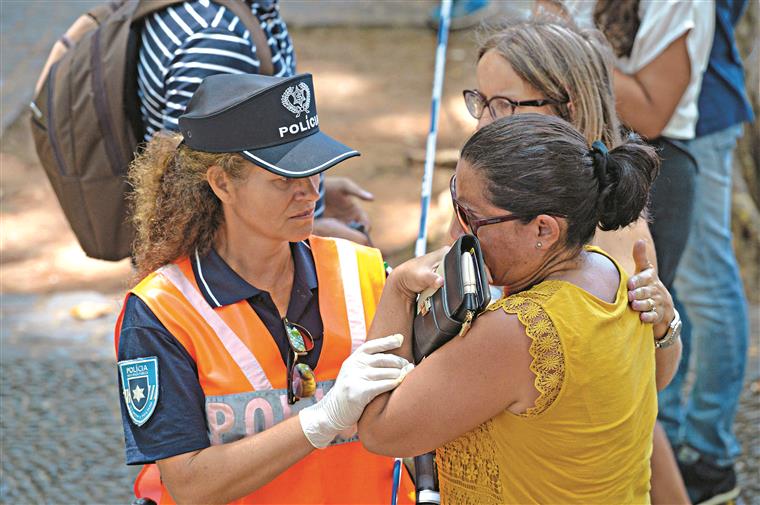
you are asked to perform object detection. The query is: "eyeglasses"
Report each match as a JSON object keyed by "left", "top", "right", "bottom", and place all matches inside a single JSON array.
[
  {"left": 462, "top": 89, "right": 564, "bottom": 121},
  {"left": 284, "top": 318, "right": 317, "bottom": 405},
  {"left": 450, "top": 175, "right": 521, "bottom": 236}
]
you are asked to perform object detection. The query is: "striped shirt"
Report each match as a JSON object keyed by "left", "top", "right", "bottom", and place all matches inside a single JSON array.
[
  {"left": 137, "top": 0, "right": 325, "bottom": 215},
  {"left": 137, "top": 0, "right": 294, "bottom": 138}
]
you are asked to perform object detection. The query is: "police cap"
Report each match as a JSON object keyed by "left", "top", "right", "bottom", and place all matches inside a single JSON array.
[{"left": 179, "top": 73, "right": 359, "bottom": 177}]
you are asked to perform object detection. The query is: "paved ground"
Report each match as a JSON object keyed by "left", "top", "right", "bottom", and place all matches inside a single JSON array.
[
  {"left": 0, "top": 0, "right": 433, "bottom": 132},
  {"left": 0, "top": 0, "right": 101, "bottom": 133},
  {"left": 0, "top": 291, "right": 139, "bottom": 503}
]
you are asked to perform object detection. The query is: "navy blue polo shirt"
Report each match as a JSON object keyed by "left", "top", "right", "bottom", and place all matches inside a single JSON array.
[
  {"left": 117, "top": 241, "right": 322, "bottom": 465},
  {"left": 695, "top": 0, "right": 754, "bottom": 136}
]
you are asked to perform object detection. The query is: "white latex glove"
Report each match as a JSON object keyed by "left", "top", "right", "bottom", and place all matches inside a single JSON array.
[{"left": 299, "top": 334, "right": 413, "bottom": 448}]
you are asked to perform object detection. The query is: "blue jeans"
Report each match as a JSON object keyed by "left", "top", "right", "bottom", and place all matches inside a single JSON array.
[{"left": 658, "top": 124, "right": 749, "bottom": 466}]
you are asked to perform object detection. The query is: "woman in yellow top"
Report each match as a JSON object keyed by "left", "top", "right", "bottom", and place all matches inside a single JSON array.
[
  {"left": 358, "top": 113, "right": 682, "bottom": 503},
  {"left": 464, "top": 17, "right": 688, "bottom": 502}
]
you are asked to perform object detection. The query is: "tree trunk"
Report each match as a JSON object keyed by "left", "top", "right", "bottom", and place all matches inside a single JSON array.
[{"left": 732, "top": 0, "right": 759, "bottom": 301}]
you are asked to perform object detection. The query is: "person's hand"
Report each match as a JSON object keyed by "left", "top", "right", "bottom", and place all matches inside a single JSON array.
[
  {"left": 388, "top": 247, "right": 449, "bottom": 302},
  {"left": 312, "top": 217, "right": 371, "bottom": 246},
  {"left": 627, "top": 240, "right": 674, "bottom": 338},
  {"left": 299, "top": 334, "right": 413, "bottom": 448},
  {"left": 322, "top": 177, "right": 373, "bottom": 230}
]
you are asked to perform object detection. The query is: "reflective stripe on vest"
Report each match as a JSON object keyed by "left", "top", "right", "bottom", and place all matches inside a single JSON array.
[
  {"left": 118, "top": 236, "right": 413, "bottom": 504},
  {"left": 334, "top": 238, "right": 367, "bottom": 352},
  {"left": 158, "top": 262, "right": 273, "bottom": 391}
]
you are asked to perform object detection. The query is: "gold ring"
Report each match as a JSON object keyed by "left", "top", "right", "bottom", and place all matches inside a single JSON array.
[{"left": 647, "top": 298, "right": 655, "bottom": 311}]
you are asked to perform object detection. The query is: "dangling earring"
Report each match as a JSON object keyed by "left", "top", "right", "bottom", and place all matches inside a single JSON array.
[{"left": 536, "top": 241, "right": 542, "bottom": 249}]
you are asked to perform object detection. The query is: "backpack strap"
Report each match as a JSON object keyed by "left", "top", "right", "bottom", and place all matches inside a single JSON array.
[
  {"left": 132, "top": 0, "right": 274, "bottom": 76},
  {"left": 33, "top": 3, "right": 123, "bottom": 96},
  {"left": 86, "top": 1, "right": 123, "bottom": 23},
  {"left": 133, "top": 0, "right": 184, "bottom": 20},
  {"left": 214, "top": 0, "right": 274, "bottom": 76}
]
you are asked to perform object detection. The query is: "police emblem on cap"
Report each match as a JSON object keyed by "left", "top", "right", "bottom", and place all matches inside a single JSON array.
[
  {"left": 118, "top": 356, "right": 159, "bottom": 426},
  {"left": 281, "top": 82, "right": 311, "bottom": 117}
]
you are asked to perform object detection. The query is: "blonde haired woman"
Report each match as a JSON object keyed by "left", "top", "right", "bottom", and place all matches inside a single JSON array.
[{"left": 470, "top": 17, "right": 653, "bottom": 278}]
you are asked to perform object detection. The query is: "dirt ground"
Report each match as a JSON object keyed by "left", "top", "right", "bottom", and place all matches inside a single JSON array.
[
  {"left": 2, "top": 23, "right": 758, "bottom": 314},
  {"left": 2, "top": 26, "right": 758, "bottom": 298}
]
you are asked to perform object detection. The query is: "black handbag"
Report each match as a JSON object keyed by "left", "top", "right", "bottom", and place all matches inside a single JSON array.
[{"left": 412, "top": 235, "right": 491, "bottom": 364}]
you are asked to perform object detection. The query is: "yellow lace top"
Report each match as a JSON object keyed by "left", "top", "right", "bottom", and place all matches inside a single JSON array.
[
  {"left": 492, "top": 281, "right": 565, "bottom": 417},
  {"left": 436, "top": 247, "right": 657, "bottom": 504}
]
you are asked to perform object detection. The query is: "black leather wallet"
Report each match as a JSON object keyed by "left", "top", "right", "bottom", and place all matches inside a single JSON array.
[{"left": 412, "top": 235, "right": 491, "bottom": 364}]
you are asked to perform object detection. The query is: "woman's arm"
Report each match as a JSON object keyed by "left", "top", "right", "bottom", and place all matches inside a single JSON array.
[
  {"left": 655, "top": 336, "right": 682, "bottom": 392},
  {"left": 614, "top": 32, "right": 691, "bottom": 139},
  {"left": 359, "top": 310, "right": 535, "bottom": 457},
  {"left": 120, "top": 311, "right": 312, "bottom": 504},
  {"left": 158, "top": 417, "right": 312, "bottom": 504},
  {"left": 358, "top": 255, "right": 536, "bottom": 457},
  {"left": 536, "top": 1, "right": 695, "bottom": 139}
]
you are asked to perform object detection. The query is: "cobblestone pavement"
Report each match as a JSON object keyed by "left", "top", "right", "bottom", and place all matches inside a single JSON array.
[
  {"left": 1, "top": 358, "right": 139, "bottom": 503},
  {"left": 1, "top": 292, "right": 138, "bottom": 503}
]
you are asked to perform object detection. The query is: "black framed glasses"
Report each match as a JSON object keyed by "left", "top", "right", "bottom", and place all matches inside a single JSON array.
[
  {"left": 463, "top": 89, "right": 564, "bottom": 121},
  {"left": 284, "top": 318, "right": 317, "bottom": 405},
  {"left": 450, "top": 174, "right": 521, "bottom": 236}
]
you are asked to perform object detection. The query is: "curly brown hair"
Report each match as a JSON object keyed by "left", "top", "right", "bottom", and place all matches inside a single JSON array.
[{"left": 128, "top": 132, "right": 247, "bottom": 280}]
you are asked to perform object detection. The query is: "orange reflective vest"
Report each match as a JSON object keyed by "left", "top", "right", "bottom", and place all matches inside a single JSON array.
[{"left": 114, "top": 236, "right": 414, "bottom": 504}]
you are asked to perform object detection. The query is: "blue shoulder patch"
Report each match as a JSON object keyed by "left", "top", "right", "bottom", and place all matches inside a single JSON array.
[{"left": 118, "top": 357, "right": 159, "bottom": 427}]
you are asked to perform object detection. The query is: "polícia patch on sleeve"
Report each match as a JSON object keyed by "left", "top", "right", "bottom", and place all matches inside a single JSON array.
[{"left": 118, "top": 356, "right": 159, "bottom": 426}]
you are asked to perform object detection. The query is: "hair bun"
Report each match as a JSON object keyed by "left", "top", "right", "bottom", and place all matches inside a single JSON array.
[{"left": 595, "top": 136, "right": 659, "bottom": 231}]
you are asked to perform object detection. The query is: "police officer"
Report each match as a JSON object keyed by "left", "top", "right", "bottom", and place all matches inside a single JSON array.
[
  {"left": 136, "top": 0, "right": 374, "bottom": 246},
  {"left": 116, "top": 73, "right": 415, "bottom": 504}
]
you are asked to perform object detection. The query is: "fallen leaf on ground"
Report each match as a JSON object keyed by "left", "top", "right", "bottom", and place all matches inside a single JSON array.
[{"left": 70, "top": 301, "right": 114, "bottom": 321}]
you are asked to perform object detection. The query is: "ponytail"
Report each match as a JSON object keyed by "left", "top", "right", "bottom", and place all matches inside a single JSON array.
[{"left": 589, "top": 135, "right": 659, "bottom": 231}]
